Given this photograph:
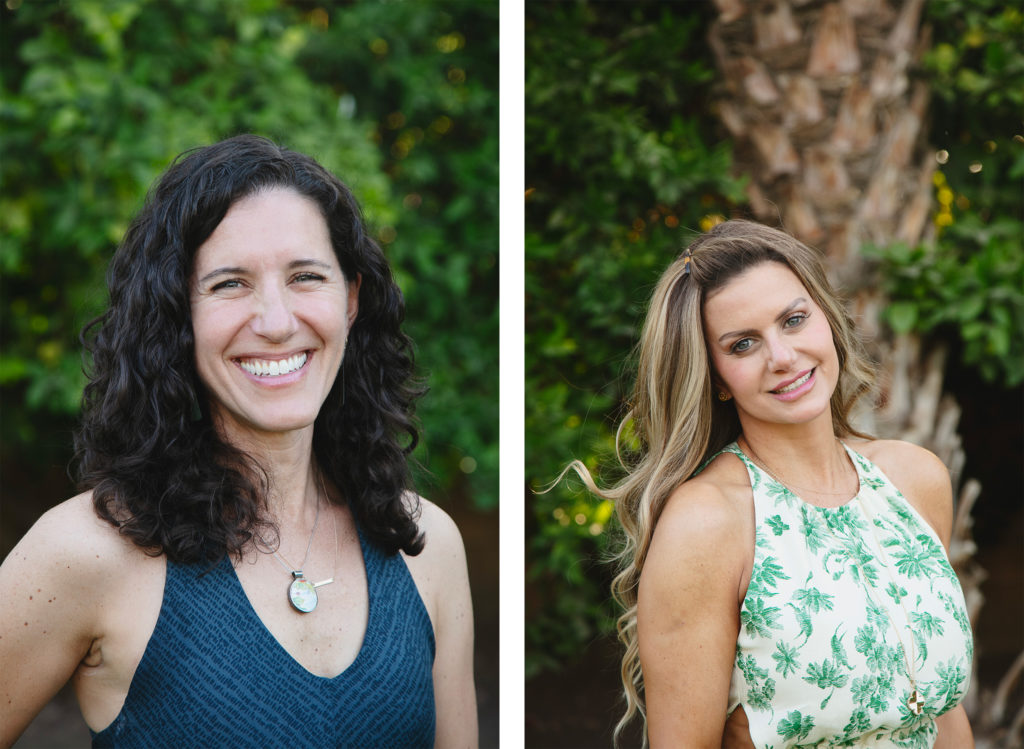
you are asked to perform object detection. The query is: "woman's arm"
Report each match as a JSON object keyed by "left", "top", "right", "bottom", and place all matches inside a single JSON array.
[
  {"left": 403, "top": 499, "right": 477, "bottom": 749},
  {"left": 0, "top": 494, "right": 105, "bottom": 747},
  {"left": 935, "top": 705, "right": 974, "bottom": 748},
  {"left": 638, "top": 481, "right": 750, "bottom": 748}
]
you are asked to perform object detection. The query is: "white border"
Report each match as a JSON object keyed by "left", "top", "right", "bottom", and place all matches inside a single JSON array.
[{"left": 498, "top": 1, "right": 525, "bottom": 746}]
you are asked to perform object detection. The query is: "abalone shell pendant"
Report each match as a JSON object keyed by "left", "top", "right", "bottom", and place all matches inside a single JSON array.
[{"left": 288, "top": 571, "right": 318, "bottom": 613}]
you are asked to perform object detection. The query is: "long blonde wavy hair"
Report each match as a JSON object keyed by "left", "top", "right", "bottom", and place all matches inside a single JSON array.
[{"left": 566, "top": 220, "right": 876, "bottom": 745}]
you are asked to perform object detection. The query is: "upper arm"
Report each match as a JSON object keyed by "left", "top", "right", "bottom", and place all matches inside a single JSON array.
[
  {"left": 0, "top": 495, "right": 107, "bottom": 746},
  {"left": 637, "top": 484, "right": 748, "bottom": 748},
  {"left": 934, "top": 704, "right": 974, "bottom": 748},
  {"left": 403, "top": 499, "right": 477, "bottom": 749}
]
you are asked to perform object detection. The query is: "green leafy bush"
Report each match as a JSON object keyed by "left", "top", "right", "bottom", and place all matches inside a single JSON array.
[
  {"left": 0, "top": 0, "right": 496, "bottom": 510},
  {"left": 869, "top": 218, "right": 1024, "bottom": 386},
  {"left": 867, "top": 0, "right": 1024, "bottom": 388},
  {"left": 525, "top": 1, "right": 747, "bottom": 676}
]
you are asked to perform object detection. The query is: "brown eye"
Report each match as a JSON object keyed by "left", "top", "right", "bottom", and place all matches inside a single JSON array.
[{"left": 212, "top": 279, "right": 243, "bottom": 291}]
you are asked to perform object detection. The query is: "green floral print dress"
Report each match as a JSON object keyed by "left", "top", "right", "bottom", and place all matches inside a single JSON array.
[{"left": 720, "top": 442, "right": 972, "bottom": 748}]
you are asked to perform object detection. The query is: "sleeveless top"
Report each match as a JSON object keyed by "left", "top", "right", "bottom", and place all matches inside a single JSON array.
[
  {"left": 720, "top": 442, "right": 972, "bottom": 748},
  {"left": 91, "top": 526, "right": 435, "bottom": 748}
]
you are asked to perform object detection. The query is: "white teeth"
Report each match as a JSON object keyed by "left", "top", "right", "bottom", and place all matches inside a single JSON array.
[
  {"left": 240, "top": 352, "right": 308, "bottom": 377},
  {"left": 774, "top": 370, "right": 812, "bottom": 393}
]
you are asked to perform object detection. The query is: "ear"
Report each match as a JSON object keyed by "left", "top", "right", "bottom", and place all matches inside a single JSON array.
[{"left": 347, "top": 273, "right": 361, "bottom": 327}]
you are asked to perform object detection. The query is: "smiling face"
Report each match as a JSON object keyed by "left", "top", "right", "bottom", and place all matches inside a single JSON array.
[
  {"left": 703, "top": 261, "right": 839, "bottom": 432},
  {"left": 190, "top": 187, "right": 359, "bottom": 444}
]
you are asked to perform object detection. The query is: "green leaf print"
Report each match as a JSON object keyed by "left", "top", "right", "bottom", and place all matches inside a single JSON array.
[
  {"left": 865, "top": 643, "right": 894, "bottom": 673},
  {"left": 766, "top": 514, "right": 789, "bottom": 536},
  {"left": 771, "top": 641, "right": 800, "bottom": 677},
  {"left": 891, "top": 541, "right": 939, "bottom": 579},
  {"left": 799, "top": 507, "right": 829, "bottom": 554},
  {"left": 737, "top": 653, "right": 776, "bottom": 712},
  {"left": 788, "top": 603, "right": 813, "bottom": 643},
  {"left": 885, "top": 581, "right": 909, "bottom": 603},
  {"left": 824, "top": 506, "right": 865, "bottom": 535},
  {"left": 911, "top": 610, "right": 943, "bottom": 670},
  {"left": 938, "top": 591, "right": 973, "bottom": 639},
  {"left": 764, "top": 479, "right": 793, "bottom": 503},
  {"left": 842, "top": 708, "right": 871, "bottom": 737},
  {"left": 861, "top": 475, "right": 887, "bottom": 491},
  {"left": 777, "top": 710, "right": 815, "bottom": 742},
  {"left": 875, "top": 671, "right": 895, "bottom": 697},
  {"left": 850, "top": 675, "right": 875, "bottom": 705},
  {"left": 854, "top": 625, "right": 877, "bottom": 657},
  {"left": 885, "top": 495, "right": 917, "bottom": 527},
  {"left": 831, "top": 629, "right": 852, "bottom": 669},
  {"left": 756, "top": 556, "right": 791, "bottom": 589},
  {"left": 934, "top": 659, "right": 967, "bottom": 708},
  {"left": 914, "top": 632, "right": 929, "bottom": 669},
  {"left": 803, "top": 659, "right": 849, "bottom": 690},
  {"left": 741, "top": 598, "right": 783, "bottom": 638},
  {"left": 866, "top": 602, "right": 890, "bottom": 631},
  {"left": 793, "top": 586, "right": 835, "bottom": 613},
  {"left": 867, "top": 688, "right": 889, "bottom": 714}
]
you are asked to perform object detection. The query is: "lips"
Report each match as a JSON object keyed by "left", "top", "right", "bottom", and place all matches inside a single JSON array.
[
  {"left": 771, "top": 368, "right": 814, "bottom": 394},
  {"left": 238, "top": 352, "right": 308, "bottom": 377}
]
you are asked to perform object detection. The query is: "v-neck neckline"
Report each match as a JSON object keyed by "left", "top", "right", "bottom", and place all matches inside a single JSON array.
[{"left": 226, "top": 523, "right": 374, "bottom": 681}]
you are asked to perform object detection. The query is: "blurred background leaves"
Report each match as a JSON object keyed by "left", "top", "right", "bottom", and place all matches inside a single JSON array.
[
  {"left": 0, "top": 0, "right": 497, "bottom": 515},
  {"left": 525, "top": 0, "right": 748, "bottom": 678}
]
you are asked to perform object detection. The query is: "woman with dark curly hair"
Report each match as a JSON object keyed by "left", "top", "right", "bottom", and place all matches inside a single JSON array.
[{"left": 0, "top": 135, "right": 476, "bottom": 748}]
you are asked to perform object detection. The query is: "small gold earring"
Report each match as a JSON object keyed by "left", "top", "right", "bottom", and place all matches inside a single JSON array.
[{"left": 718, "top": 391, "right": 732, "bottom": 402}]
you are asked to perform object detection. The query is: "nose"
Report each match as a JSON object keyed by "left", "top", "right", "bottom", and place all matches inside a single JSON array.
[
  {"left": 249, "top": 284, "right": 298, "bottom": 342},
  {"left": 766, "top": 334, "right": 797, "bottom": 371}
]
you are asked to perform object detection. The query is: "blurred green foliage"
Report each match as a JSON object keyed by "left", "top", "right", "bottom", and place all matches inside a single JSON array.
[
  {"left": 869, "top": 0, "right": 1024, "bottom": 387},
  {"left": 0, "top": 0, "right": 496, "bottom": 509},
  {"left": 524, "top": 1, "right": 747, "bottom": 676},
  {"left": 525, "top": 0, "right": 1024, "bottom": 677},
  {"left": 868, "top": 218, "right": 1024, "bottom": 386}
]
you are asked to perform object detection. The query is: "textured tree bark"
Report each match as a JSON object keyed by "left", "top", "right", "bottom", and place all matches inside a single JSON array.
[{"left": 706, "top": 0, "right": 1007, "bottom": 733}]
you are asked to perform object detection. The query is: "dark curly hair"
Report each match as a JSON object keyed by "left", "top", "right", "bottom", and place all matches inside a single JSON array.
[{"left": 74, "top": 134, "right": 425, "bottom": 563}]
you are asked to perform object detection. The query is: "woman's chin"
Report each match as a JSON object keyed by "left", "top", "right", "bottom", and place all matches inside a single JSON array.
[{"left": 211, "top": 408, "right": 320, "bottom": 442}]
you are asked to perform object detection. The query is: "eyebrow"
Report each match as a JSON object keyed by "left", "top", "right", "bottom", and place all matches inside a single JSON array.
[
  {"left": 196, "top": 259, "right": 334, "bottom": 286},
  {"left": 717, "top": 297, "right": 807, "bottom": 344}
]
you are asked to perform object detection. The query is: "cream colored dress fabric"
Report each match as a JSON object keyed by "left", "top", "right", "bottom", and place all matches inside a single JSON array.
[{"left": 720, "top": 442, "right": 972, "bottom": 748}]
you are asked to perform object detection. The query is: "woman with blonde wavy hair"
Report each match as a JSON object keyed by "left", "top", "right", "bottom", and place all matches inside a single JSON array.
[{"left": 572, "top": 220, "right": 974, "bottom": 747}]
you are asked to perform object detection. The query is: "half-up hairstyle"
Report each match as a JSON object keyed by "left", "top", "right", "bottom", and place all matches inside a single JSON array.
[
  {"left": 566, "top": 219, "right": 875, "bottom": 745},
  {"left": 75, "top": 134, "right": 424, "bottom": 563}
]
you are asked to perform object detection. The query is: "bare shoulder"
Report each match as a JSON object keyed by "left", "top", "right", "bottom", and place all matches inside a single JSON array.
[
  {"left": 4, "top": 491, "right": 144, "bottom": 576},
  {"left": 400, "top": 497, "right": 468, "bottom": 590},
  {"left": 849, "top": 438, "right": 953, "bottom": 545},
  {"left": 643, "top": 452, "right": 754, "bottom": 600},
  {"left": 415, "top": 495, "right": 464, "bottom": 548},
  {"left": 1, "top": 493, "right": 162, "bottom": 743},
  {"left": 399, "top": 496, "right": 471, "bottom": 643}
]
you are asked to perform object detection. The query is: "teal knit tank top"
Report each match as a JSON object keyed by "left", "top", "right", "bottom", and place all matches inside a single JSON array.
[
  {"left": 90, "top": 525, "right": 435, "bottom": 748},
  {"left": 721, "top": 442, "right": 972, "bottom": 747}
]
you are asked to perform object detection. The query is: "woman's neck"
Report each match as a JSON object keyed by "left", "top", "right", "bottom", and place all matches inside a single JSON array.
[
  {"left": 215, "top": 419, "right": 321, "bottom": 526},
  {"left": 739, "top": 416, "right": 850, "bottom": 492}
]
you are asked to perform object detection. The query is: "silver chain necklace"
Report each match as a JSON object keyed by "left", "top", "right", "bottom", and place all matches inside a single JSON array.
[{"left": 267, "top": 474, "right": 337, "bottom": 614}]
